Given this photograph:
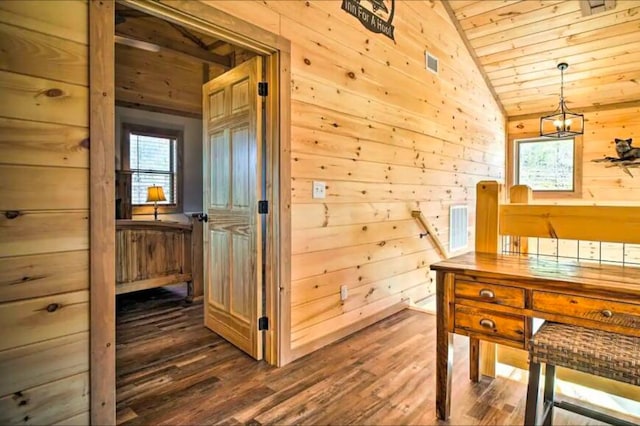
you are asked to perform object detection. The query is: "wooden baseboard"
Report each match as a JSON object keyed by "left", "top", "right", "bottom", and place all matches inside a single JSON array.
[
  {"left": 408, "top": 294, "right": 436, "bottom": 315},
  {"left": 407, "top": 305, "right": 435, "bottom": 315},
  {"left": 290, "top": 302, "right": 407, "bottom": 361}
]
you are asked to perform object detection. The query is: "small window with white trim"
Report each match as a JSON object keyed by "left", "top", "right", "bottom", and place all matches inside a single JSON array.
[
  {"left": 121, "top": 123, "right": 183, "bottom": 215},
  {"left": 514, "top": 137, "right": 581, "bottom": 196}
]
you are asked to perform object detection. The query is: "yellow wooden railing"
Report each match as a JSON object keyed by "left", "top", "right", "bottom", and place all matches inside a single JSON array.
[
  {"left": 476, "top": 180, "right": 640, "bottom": 402},
  {"left": 411, "top": 209, "right": 449, "bottom": 259}
]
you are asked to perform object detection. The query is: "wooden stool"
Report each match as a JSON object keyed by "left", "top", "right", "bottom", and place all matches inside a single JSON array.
[{"left": 524, "top": 322, "right": 640, "bottom": 426}]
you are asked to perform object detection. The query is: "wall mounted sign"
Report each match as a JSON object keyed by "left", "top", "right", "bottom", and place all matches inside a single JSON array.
[{"left": 342, "top": 0, "right": 395, "bottom": 40}]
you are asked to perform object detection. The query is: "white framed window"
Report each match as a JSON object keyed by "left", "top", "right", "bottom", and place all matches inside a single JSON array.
[
  {"left": 121, "top": 123, "right": 183, "bottom": 214},
  {"left": 514, "top": 137, "right": 581, "bottom": 196}
]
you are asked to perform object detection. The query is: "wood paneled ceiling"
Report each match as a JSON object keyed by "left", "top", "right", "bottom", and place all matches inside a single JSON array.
[
  {"left": 113, "top": 4, "right": 256, "bottom": 117},
  {"left": 444, "top": 0, "right": 640, "bottom": 118},
  {"left": 115, "top": 4, "right": 236, "bottom": 68}
]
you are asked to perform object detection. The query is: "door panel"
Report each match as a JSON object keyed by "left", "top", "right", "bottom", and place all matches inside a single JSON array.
[
  {"left": 208, "top": 230, "right": 229, "bottom": 309},
  {"left": 231, "top": 126, "right": 250, "bottom": 208},
  {"left": 209, "top": 90, "right": 225, "bottom": 120},
  {"left": 231, "top": 234, "right": 251, "bottom": 318},
  {"left": 231, "top": 80, "right": 249, "bottom": 113},
  {"left": 209, "top": 130, "right": 229, "bottom": 208},
  {"left": 203, "top": 56, "right": 263, "bottom": 360}
]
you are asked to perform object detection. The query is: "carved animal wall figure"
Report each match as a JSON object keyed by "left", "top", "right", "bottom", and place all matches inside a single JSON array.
[{"left": 607, "top": 138, "right": 640, "bottom": 162}]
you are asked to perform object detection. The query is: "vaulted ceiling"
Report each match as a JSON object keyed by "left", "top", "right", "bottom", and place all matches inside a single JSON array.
[{"left": 444, "top": 0, "right": 640, "bottom": 118}]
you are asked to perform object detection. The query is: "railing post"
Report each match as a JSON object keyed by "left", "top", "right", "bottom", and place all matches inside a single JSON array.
[
  {"left": 474, "top": 181, "right": 503, "bottom": 379},
  {"left": 509, "top": 185, "right": 532, "bottom": 254},
  {"left": 475, "top": 180, "right": 502, "bottom": 254}
]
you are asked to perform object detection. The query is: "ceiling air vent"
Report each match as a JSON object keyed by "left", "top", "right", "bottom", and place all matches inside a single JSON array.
[
  {"left": 426, "top": 52, "right": 439, "bottom": 75},
  {"left": 580, "top": 0, "right": 616, "bottom": 16},
  {"left": 449, "top": 205, "right": 468, "bottom": 252}
]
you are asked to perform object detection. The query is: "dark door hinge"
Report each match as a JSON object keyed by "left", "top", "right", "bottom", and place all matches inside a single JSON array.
[
  {"left": 258, "top": 316, "right": 269, "bottom": 330},
  {"left": 258, "top": 81, "right": 268, "bottom": 97},
  {"left": 258, "top": 200, "right": 268, "bottom": 214},
  {"left": 194, "top": 213, "right": 208, "bottom": 223}
]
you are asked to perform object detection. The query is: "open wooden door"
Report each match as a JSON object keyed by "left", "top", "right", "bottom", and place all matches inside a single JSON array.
[{"left": 202, "top": 56, "right": 264, "bottom": 360}]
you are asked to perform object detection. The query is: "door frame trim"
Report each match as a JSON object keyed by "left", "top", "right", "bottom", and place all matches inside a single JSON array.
[{"left": 89, "top": 2, "right": 291, "bottom": 424}]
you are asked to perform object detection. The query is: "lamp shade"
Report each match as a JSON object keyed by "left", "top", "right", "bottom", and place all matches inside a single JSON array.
[{"left": 146, "top": 185, "right": 166, "bottom": 203}]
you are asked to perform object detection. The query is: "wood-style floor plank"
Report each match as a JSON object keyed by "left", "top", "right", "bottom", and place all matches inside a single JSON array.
[{"left": 116, "top": 287, "right": 639, "bottom": 425}]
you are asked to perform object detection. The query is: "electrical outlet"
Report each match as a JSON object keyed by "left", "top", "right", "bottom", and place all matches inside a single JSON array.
[
  {"left": 312, "top": 181, "right": 326, "bottom": 199},
  {"left": 340, "top": 285, "right": 348, "bottom": 301}
]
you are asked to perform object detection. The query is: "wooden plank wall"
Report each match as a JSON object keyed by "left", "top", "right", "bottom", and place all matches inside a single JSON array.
[
  {"left": 508, "top": 105, "right": 640, "bottom": 203},
  {"left": 115, "top": 44, "right": 204, "bottom": 118},
  {"left": 191, "top": 0, "right": 506, "bottom": 359},
  {"left": 0, "top": 0, "right": 90, "bottom": 424}
]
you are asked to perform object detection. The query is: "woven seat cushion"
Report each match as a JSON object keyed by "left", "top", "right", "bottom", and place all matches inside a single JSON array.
[{"left": 529, "top": 322, "right": 640, "bottom": 386}]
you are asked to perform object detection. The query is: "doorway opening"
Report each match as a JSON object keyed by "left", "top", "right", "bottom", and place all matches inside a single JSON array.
[{"left": 89, "top": 1, "right": 292, "bottom": 423}]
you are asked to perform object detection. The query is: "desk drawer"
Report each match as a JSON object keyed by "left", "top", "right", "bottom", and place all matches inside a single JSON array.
[
  {"left": 455, "top": 280, "right": 524, "bottom": 308},
  {"left": 533, "top": 291, "right": 640, "bottom": 329},
  {"left": 455, "top": 305, "right": 525, "bottom": 342}
]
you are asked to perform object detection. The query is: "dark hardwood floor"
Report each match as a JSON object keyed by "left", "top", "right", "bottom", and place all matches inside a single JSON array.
[{"left": 116, "top": 288, "right": 637, "bottom": 425}]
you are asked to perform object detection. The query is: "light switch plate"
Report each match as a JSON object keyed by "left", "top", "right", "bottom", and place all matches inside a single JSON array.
[
  {"left": 340, "top": 285, "right": 348, "bottom": 301},
  {"left": 312, "top": 181, "right": 326, "bottom": 199}
]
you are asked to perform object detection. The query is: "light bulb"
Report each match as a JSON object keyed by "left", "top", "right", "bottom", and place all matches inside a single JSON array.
[
  {"left": 553, "top": 119, "right": 562, "bottom": 131},
  {"left": 565, "top": 119, "right": 572, "bottom": 131}
]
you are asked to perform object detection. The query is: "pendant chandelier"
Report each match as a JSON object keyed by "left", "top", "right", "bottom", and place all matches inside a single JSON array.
[{"left": 539, "top": 62, "right": 584, "bottom": 138}]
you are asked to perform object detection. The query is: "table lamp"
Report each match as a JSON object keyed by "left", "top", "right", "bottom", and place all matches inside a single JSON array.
[{"left": 146, "top": 185, "right": 166, "bottom": 221}]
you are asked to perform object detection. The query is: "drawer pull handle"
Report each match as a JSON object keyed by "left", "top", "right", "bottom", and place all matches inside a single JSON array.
[
  {"left": 479, "top": 289, "right": 495, "bottom": 299},
  {"left": 479, "top": 319, "right": 495, "bottom": 329},
  {"left": 601, "top": 309, "right": 613, "bottom": 318}
]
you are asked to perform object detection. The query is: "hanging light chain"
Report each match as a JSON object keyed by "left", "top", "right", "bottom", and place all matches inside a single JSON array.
[
  {"left": 539, "top": 62, "right": 583, "bottom": 138},
  {"left": 560, "top": 64, "right": 564, "bottom": 104}
]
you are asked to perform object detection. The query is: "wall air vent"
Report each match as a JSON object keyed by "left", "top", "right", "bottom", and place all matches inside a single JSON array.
[
  {"left": 580, "top": 0, "right": 616, "bottom": 16},
  {"left": 426, "top": 52, "right": 439, "bottom": 75},
  {"left": 449, "top": 205, "right": 468, "bottom": 252}
]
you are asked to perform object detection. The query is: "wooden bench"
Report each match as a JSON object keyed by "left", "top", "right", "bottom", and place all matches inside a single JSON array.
[{"left": 525, "top": 322, "right": 639, "bottom": 426}]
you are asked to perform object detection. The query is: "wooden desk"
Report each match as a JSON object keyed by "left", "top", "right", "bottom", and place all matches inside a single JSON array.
[{"left": 430, "top": 252, "right": 640, "bottom": 420}]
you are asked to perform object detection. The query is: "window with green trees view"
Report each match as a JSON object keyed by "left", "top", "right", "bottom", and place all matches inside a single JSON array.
[{"left": 515, "top": 138, "right": 576, "bottom": 192}]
